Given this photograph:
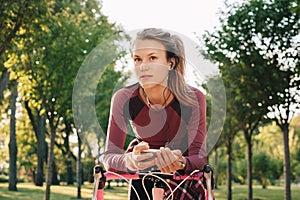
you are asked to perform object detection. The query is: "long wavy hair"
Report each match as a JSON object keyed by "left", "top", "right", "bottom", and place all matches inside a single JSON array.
[{"left": 131, "top": 28, "right": 198, "bottom": 106}]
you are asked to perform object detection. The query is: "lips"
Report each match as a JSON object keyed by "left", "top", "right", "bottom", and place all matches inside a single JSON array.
[{"left": 140, "top": 75, "right": 153, "bottom": 79}]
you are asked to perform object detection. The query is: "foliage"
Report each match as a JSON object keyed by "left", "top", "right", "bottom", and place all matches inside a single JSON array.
[
  {"left": 290, "top": 114, "right": 300, "bottom": 182},
  {"left": 252, "top": 152, "right": 272, "bottom": 188},
  {"left": 203, "top": 0, "right": 300, "bottom": 123},
  {"left": 17, "top": 112, "right": 37, "bottom": 181},
  {"left": 0, "top": 0, "right": 48, "bottom": 64},
  {"left": 202, "top": 0, "right": 299, "bottom": 199},
  {"left": 0, "top": 0, "right": 127, "bottom": 197}
]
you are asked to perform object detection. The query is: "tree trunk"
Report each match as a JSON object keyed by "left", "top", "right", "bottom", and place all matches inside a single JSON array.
[
  {"left": 245, "top": 132, "right": 253, "bottom": 200},
  {"left": 8, "top": 81, "right": 18, "bottom": 191},
  {"left": 282, "top": 124, "right": 291, "bottom": 200},
  {"left": 227, "top": 144, "right": 232, "bottom": 200},
  {"left": 66, "top": 159, "right": 74, "bottom": 185},
  {"left": 64, "top": 121, "right": 74, "bottom": 185},
  {"left": 24, "top": 102, "right": 47, "bottom": 186},
  {"left": 0, "top": 69, "right": 10, "bottom": 104},
  {"left": 44, "top": 122, "right": 56, "bottom": 200},
  {"left": 51, "top": 161, "right": 60, "bottom": 185},
  {"left": 214, "top": 148, "right": 219, "bottom": 189},
  {"left": 77, "top": 134, "right": 82, "bottom": 199},
  {"left": 36, "top": 115, "right": 46, "bottom": 186}
]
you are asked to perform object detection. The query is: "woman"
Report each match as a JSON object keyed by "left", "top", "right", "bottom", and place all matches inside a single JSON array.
[{"left": 102, "top": 28, "right": 207, "bottom": 199}]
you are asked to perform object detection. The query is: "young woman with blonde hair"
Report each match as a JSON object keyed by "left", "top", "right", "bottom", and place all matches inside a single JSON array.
[{"left": 102, "top": 28, "right": 207, "bottom": 199}]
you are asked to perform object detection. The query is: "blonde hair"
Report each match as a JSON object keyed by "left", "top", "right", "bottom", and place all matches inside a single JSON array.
[{"left": 131, "top": 28, "right": 198, "bottom": 106}]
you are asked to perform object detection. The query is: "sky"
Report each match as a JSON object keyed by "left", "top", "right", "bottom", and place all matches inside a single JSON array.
[{"left": 101, "top": 0, "right": 225, "bottom": 43}]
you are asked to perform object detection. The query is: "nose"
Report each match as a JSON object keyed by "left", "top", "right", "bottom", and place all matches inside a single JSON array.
[{"left": 139, "top": 62, "right": 149, "bottom": 71}]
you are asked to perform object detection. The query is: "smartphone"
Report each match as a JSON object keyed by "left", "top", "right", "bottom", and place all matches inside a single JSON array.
[
  {"left": 141, "top": 149, "right": 160, "bottom": 156},
  {"left": 140, "top": 149, "right": 160, "bottom": 172}
]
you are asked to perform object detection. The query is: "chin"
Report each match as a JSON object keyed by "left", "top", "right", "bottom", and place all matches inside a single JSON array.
[
  {"left": 140, "top": 83, "right": 154, "bottom": 89},
  {"left": 140, "top": 82, "right": 166, "bottom": 89}
]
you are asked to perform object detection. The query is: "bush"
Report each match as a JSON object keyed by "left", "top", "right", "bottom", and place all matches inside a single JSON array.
[{"left": 0, "top": 175, "right": 8, "bottom": 183}]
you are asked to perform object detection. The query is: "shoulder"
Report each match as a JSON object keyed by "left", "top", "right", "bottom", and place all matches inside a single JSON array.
[
  {"left": 189, "top": 86, "right": 206, "bottom": 102},
  {"left": 112, "top": 83, "right": 139, "bottom": 102}
]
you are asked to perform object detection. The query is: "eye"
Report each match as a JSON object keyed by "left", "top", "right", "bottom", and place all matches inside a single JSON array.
[
  {"left": 134, "top": 57, "right": 142, "bottom": 64},
  {"left": 149, "top": 56, "right": 157, "bottom": 61}
]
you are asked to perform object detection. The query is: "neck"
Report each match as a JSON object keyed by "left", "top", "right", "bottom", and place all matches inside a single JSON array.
[{"left": 141, "top": 86, "right": 172, "bottom": 109}]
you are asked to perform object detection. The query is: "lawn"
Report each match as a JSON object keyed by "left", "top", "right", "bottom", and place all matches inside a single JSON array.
[
  {"left": 214, "top": 184, "right": 300, "bottom": 200},
  {"left": 0, "top": 182, "right": 299, "bottom": 200}
]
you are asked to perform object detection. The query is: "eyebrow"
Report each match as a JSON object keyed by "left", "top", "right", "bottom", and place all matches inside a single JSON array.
[{"left": 133, "top": 52, "right": 158, "bottom": 58}]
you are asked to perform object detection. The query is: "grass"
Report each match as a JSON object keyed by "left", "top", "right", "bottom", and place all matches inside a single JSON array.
[
  {"left": 0, "top": 182, "right": 93, "bottom": 200},
  {"left": 0, "top": 182, "right": 128, "bottom": 200},
  {"left": 214, "top": 184, "right": 300, "bottom": 200},
  {"left": 0, "top": 182, "right": 299, "bottom": 200}
]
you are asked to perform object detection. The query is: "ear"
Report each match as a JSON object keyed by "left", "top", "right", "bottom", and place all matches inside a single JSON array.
[{"left": 169, "top": 58, "right": 176, "bottom": 69}]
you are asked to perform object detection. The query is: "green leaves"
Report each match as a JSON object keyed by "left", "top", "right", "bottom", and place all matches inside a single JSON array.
[
  {"left": 203, "top": 0, "right": 300, "bottom": 125},
  {"left": 203, "top": 1, "right": 299, "bottom": 198}
]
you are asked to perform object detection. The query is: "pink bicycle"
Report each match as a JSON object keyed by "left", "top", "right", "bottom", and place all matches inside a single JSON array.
[{"left": 92, "top": 164, "right": 214, "bottom": 200}]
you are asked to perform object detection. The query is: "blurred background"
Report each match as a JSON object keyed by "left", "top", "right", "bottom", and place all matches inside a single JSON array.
[{"left": 0, "top": 0, "right": 299, "bottom": 199}]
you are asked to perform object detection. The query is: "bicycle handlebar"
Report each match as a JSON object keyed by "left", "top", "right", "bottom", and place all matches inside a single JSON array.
[
  {"left": 94, "top": 164, "right": 214, "bottom": 189},
  {"left": 93, "top": 164, "right": 214, "bottom": 200}
]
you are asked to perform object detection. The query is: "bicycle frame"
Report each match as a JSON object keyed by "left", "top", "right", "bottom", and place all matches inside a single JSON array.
[{"left": 93, "top": 165, "right": 214, "bottom": 200}]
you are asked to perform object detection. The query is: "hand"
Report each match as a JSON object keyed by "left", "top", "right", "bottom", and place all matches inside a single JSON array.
[
  {"left": 125, "top": 141, "right": 156, "bottom": 171},
  {"left": 155, "top": 147, "right": 186, "bottom": 173}
]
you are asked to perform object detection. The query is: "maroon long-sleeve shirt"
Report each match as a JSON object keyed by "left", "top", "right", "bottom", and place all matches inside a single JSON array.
[{"left": 102, "top": 83, "right": 207, "bottom": 173}]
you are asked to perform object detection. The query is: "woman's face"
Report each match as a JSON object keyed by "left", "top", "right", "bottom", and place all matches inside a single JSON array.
[{"left": 132, "top": 39, "right": 171, "bottom": 89}]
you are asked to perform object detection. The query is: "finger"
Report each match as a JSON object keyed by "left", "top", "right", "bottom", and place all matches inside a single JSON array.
[
  {"left": 171, "top": 150, "right": 185, "bottom": 170},
  {"left": 158, "top": 148, "right": 176, "bottom": 172},
  {"left": 163, "top": 148, "right": 184, "bottom": 172},
  {"left": 162, "top": 148, "right": 179, "bottom": 172},
  {"left": 157, "top": 148, "right": 169, "bottom": 172},
  {"left": 163, "top": 148, "right": 178, "bottom": 164},
  {"left": 160, "top": 148, "right": 172, "bottom": 170},
  {"left": 133, "top": 142, "right": 149, "bottom": 154},
  {"left": 172, "top": 149, "right": 182, "bottom": 158},
  {"left": 131, "top": 153, "right": 156, "bottom": 170},
  {"left": 155, "top": 151, "right": 166, "bottom": 172}
]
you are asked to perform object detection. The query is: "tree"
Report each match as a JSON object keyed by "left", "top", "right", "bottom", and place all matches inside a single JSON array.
[
  {"left": 252, "top": 152, "right": 273, "bottom": 188},
  {"left": 76, "top": 133, "right": 83, "bottom": 199},
  {"left": 208, "top": 76, "right": 240, "bottom": 200},
  {"left": 0, "top": 69, "right": 10, "bottom": 104},
  {"left": 202, "top": 0, "right": 300, "bottom": 199},
  {"left": 23, "top": 100, "right": 47, "bottom": 186},
  {"left": 17, "top": 114, "right": 39, "bottom": 183},
  {"left": 203, "top": 75, "right": 227, "bottom": 190},
  {"left": 204, "top": 35, "right": 269, "bottom": 200},
  {"left": 222, "top": 102, "right": 240, "bottom": 200},
  {"left": 0, "top": 0, "right": 47, "bottom": 104},
  {"left": 8, "top": 81, "right": 18, "bottom": 191},
  {"left": 0, "top": 0, "right": 48, "bottom": 187},
  {"left": 54, "top": 119, "right": 77, "bottom": 185},
  {"left": 17, "top": 0, "right": 125, "bottom": 199},
  {"left": 289, "top": 115, "right": 300, "bottom": 182},
  {"left": 255, "top": 122, "right": 284, "bottom": 185}
]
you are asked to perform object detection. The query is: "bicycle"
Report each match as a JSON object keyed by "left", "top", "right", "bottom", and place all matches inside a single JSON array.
[{"left": 92, "top": 164, "right": 214, "bottom": 200}]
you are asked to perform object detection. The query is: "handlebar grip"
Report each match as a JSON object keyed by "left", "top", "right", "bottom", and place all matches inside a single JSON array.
[
  {"left": 202, "top": 164, "right": 214, "bottom": 190},
  {"left": 94, "top": 165, "right": 102, "bottom": 174},
  {"left": 93, "top": 165, "right": 106, "bottom": 189},
  {"left": 203, "top": 164, "right": 212, "bottom": 173}
]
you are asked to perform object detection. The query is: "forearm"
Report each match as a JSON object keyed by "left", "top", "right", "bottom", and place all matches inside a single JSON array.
[{"left": 101, "top": 152, "right": 131, "bottom": 173}]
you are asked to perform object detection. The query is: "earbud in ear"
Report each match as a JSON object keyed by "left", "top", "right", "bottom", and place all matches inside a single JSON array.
[{"left": 169, "top": 62, "right": 174, "bottom": 69}]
